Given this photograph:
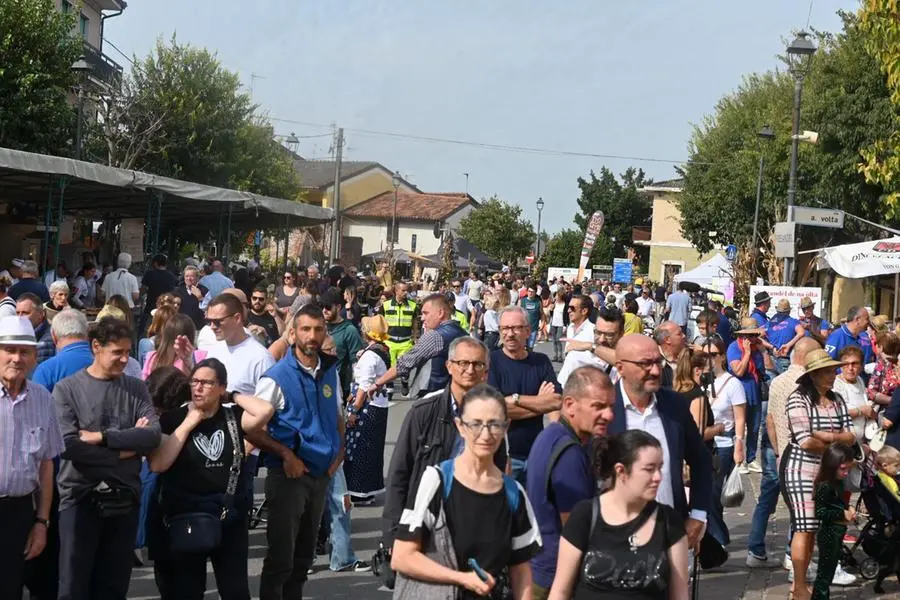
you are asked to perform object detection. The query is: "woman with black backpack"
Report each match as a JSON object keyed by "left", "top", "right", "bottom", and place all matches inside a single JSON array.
[{"left": 148, "top": 358, "right": 274, "bottom": 599}]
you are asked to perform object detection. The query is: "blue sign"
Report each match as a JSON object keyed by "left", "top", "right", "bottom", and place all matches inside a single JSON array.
[
  {"left": 612, "top": 258, "right": 633, "bottom": 283},
  {"left": 725, "top": 244, "right": 738, "bottom": 261}
]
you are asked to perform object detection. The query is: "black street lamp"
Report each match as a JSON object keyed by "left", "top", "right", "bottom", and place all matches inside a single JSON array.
[
  {"left": 784, "top": 31, "right": 816, "bottom": 284},
  {"left": 535, "top": 197, "right": 545, "bottom": 263}
]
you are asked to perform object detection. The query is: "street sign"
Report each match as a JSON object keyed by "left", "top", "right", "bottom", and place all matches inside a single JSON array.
[
  {"left": 774, "top": 222, "right": 796, "bottom": 258},
  {"left": 789, "top": 206, "right": 845, "bottom": 229},
  {"left": 525, "top": 252, "right": 535, "bottom": 265},
  {"left": 612, "top": 258, "right": 633, "bottom": 283},
  {"left": 725, "top": 244, "right": 737, "bottom": 261}
]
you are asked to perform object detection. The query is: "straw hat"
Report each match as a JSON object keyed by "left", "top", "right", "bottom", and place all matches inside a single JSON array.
[
  {"left": 0, "top": 316, "right": 37, "bottom": 346},
  {"left": 799, "top": 296, "right": 815, "bottom": 309},
  {"left": 775, "top": 299, "right": 791, "bottom": 313},
  {"left": 872, "top": 314, "right": 890, "bottom": 332},
  {"left": 735, "top": 317, "right": 761, "bottom": 335},
  {"left": 795, "top": 348, "right": 843, "bottom": 383},
  {"left": 361, "top": 315, "right": 389, "bottom": 342}
]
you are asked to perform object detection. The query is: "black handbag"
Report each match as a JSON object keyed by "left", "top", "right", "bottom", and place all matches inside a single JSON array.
[
  {"left": 90, "top": 481, "right": 137, "bottom": 518},
  {"left": 165, "top": 407, "right": 242, "bottom": 555}
]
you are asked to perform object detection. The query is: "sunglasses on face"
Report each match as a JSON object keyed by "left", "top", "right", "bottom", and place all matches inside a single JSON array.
[
  {"left": 251, "top": 296, "right": 266, "bottom": 302},
  {"left": 205, "top": 314, "right": 237, "bottom": 328}
]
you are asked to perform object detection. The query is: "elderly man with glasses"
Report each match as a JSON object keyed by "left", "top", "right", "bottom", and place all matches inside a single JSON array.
[{"left": 487, "top": 306, "right": 561, "bottom": 484}]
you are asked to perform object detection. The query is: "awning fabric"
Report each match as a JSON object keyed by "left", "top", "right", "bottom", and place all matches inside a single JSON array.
[
  {"left": 673, "top": 253, "right": 733, "bottom": 289},
  {"left": 820, "top": 237, "right": 900, "bottom": 278}
]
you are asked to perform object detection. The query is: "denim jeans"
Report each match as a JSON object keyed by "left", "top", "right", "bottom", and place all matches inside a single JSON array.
[
  {"left": 527, "top": 331, "right": 538, "bottom": 350},
  {"left": 747, "top": 439, "right": 790, "bottom": 558},
  {"left": 773, "top": 356, "right": 791, "bottom": 375},
  {"left": 327, "top": 469, "right": 358, "bottom": 571},
  {"left": 708, "top": 445, "right": 735, "bottom": 547},
  {"left": 746, "top": 403, "right": 762, "bottom": 464},
  {"left": 511, "top": 457, "right": 528, "bottom": 487}
]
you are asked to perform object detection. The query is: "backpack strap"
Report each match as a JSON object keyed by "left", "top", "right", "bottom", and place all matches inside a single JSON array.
[
  {"left": 590, "top": 496, "right": 599, "bottom": 532},
  {"left": 545, "top": 437, "right": 581, "bottom": 505},
  {"left": 440, "top": 458, "right": 520, "bottom": 513}
]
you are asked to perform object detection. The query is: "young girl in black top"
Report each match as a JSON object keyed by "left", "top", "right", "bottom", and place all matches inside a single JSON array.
[
  {"left": 810, "top": 443, "right": 857, "bottom": 600},
  {"left": 549, "top": 430, "right": 689, "bottom": 600}
]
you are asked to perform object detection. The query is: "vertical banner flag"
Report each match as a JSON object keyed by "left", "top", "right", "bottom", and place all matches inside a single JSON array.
[{"left": 576, "top": 211, "right": 605, "bottom": 282}]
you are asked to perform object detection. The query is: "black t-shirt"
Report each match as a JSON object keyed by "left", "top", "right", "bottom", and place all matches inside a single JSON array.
[
  {"left": 397, "top": 468, "right": 540, "bottom": 595},
  {"left": 683, "top": 385, "right": 714, "bottom": 451},
  {"left": 159, "top": 402, "right": 245, "bottom": 497},
  {"left": 142, "top": 268, "right": 177, "bottom": 313},
  {"left": 562, "top": 498, "right": 685, "bottom": 599},
  {"left": 247, "top": 311, "right": 279, "bottom": 347}
]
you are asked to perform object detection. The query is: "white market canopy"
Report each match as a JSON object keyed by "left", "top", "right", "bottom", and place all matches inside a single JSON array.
[
  {"left": 673, "top": 253, "right": 733, "bottom": 290},
  {"left": 820, "top": 236, "right": 900, "bottom": 278}
]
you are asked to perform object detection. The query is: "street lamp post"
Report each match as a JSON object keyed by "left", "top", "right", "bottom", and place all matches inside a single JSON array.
[
  {"left": 784, "top": 31, "right": 816, "bottom": 285},
  {"left": 71, "top": 57, "right": 93, "bottom": 161},
  {"left": 387, "top": 171, "right": 401, "bottom": 267},
  {"left": 535, "top": 197, "right": 545, "bottom": 263},
  {"left": 752, "top": 125, "right": 776, "bottom": 279}
]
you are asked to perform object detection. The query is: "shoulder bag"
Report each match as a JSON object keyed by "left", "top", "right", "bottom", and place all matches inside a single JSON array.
[{"left": 164, "top": 406, "right": 243, "bottom": 555}]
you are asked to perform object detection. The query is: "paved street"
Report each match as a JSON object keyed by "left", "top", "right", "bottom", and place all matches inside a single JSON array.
[{"left": 126, "top": 341, "right": 900, "bottom": 599}]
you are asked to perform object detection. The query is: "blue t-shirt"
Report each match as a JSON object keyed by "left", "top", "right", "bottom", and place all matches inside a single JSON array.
[
  {"left": 525, "top": 422, "right": 593, "bottom": 590},
  {"left": 824, "top": 325, "right": 874, "bottom": 364},
  {"left": 488, "top": 350, "right": 561, "bottom": 459},
  {"left": 521, "top": 297, "right": 542, "bottom": 329},
  {"left": 765, "top": 314, "right": 800, "bottom": 350},
  {"left": 31, "top": 340, "right": 94, "bottom": 392},
  {"left": 750, "top": 308, "right": 769, "bottom": 327},
  {"left": 716, "top": 313, "right": 734, "bottom": 347},
  {"left": 9, "top": 278, "right": 50, "bottom": 303},
  {"left": 726, "top": 341, "right": 764, "bottom": 406},
  {"left": 665, "top": 291, "right": 691, "bottom": 326}
]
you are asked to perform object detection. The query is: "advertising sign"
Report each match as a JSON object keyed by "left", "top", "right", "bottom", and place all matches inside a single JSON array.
[
  {"left": 749, "top": 285, "right": 823, "bottom": 319},
  {"left": 576, "top": 211, "right": 605, "bottom": 282},
  {"left": 821, "top": 236, "right": 900, "bottom": 279},
  {"left": 612, "top": 258, "right": 633, "bottom": 283},
  {"left": 548, "top": 267, "right": 591, "bottom": 283}
]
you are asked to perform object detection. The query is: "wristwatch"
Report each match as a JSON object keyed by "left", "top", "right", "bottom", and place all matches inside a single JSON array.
[
  {"left": 512, "top": 393, "right": 521, "bottom": 407},
  {"left": 34, "top": 517, "right": 49, "bottom": 527},
  {"left": 100, "top": 431, "right": 108, "bottom": 447},
  {"left": 591, "top": 343, "right": 598, "bottom": 353}
]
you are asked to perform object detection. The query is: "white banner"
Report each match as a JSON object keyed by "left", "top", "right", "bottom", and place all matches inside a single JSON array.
[
  {"left": 821, "top": 237, "right": 900, "bottom": 278},
  {"left": 749, "top": 285, "right": 823, "bottom": 319},
  {"left": 548, "top": 267, "right": 591, "bottom": 283}
]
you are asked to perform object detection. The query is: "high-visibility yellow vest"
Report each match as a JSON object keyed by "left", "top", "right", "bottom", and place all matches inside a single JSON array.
[
  {"left": 383, "top": 299, "right": 416, "bottom": 342},
  {"left": 452, "top": 308, "right": 469, "bottom": 331}
]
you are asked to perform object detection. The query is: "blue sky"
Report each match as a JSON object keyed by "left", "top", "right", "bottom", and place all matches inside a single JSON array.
[{"left": 105, "top": 0, "right": 855, "bottom": 236}]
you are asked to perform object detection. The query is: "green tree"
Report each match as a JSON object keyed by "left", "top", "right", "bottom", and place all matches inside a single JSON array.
[
  {"left": 103, "top": 36, "right": 300, "bottom": 198},
  {"left": 0, "top": 0, "right": 80, "bottom": 154},
  {"left": 858, "top": 0, "right": 900, "bottom": 214},
  {"left": 534, "top": 228, "right": 613, "bottom": 277},
  {"left": 457, "top": 196, "right": 535, "bottom": 266},
  {"left": 679, "top": 12, "right": 896, "bottom": 262},
  {"left": 574, "top": 166, "right": 651, "bottom": 267}
]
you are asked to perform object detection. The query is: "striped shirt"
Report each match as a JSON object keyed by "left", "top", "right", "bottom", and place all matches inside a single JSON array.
[{"left": 0, "top": 380, "right": 64, "bottom": 497}]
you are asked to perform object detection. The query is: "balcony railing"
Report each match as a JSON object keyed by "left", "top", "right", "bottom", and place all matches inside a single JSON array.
[{"left": 81, "top": 41, "right": 123, "bottom": 86}]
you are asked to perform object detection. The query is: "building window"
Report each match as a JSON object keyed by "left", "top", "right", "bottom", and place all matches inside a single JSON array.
[
  {"left": 79, "top": 13, "right": 89, "bottom": 37},
  {"left": 386, "top": 222, "right": 399, "bottom": 243},
  {"left": 410, "top": 234, "right": 417, "bottom": 253},
  {"left": 61, "top": 0, "right": 72, "bottom": 13}
]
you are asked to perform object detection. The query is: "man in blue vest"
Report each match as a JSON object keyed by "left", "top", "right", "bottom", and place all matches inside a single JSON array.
[
  {"left": 250, "top": 304, "right": 343, "bottom": 600},
  {"left": 372, "top": 294, "right": 467, "bottom": 398}
]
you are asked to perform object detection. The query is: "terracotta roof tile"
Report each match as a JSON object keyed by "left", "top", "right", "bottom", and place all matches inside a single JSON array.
[{"left": 343, "top": 190, "right": 475, "bottom": 221}]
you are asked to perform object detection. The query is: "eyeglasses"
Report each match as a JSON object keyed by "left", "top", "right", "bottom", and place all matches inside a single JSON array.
[
  {"left": 594, "top": 330, "right": 618, "bottom": 339},
  {"left": 284, "top": 275, "right": 293, "bottom": 280},
  {"left": 619, "top": 358, "right": 665, "bottom": 371},
  {"left": 452, "top": 285, "right": 461, "bottom": 289},
  {"left": 567, "top": 305, "right": 581, "bottom": 312},
  {"left": 499, "top": 325, "right": 529, "bottom": 334},
  {"left": 251, "top": 296, "right": 266, "bottom": 302},
  {"left": 205, "top": 314, "right": 237, "bottom": 328},
  {"left": 460, "top": 419, "right": 508, "bottom": 437},
  {"left": 190, "top": 378, "right": 218, "bottom": 388},
  {"left": 449, "top": 359, "right": 487, "bottom": 372},
  {"left": 707, "top": 351, "right": 721, "bottom": 357}
]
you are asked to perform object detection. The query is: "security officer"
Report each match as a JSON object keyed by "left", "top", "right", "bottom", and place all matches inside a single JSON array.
[
  {"left": 379, "top": 282, "right": 419, "bottom": 366},
  {"left": 445, "top": 292, "right": 470, "bottom": 331}
]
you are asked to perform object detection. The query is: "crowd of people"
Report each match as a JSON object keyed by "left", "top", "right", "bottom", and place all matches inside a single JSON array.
[{"left": 2, "top": 252, "right": 899, "bottom": 600}]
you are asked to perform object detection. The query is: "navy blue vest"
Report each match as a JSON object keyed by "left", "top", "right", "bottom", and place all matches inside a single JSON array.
[
  {"left": 425, "top": 320, "right": 468, "bottom": 393},
  {"left": 262, "top": 351, "right": 341, "bottom": 476}
]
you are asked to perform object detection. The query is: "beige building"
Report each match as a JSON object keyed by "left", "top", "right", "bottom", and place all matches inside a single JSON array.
[
  {"left": 56, "top": 0, "right": 125, "bottom": 87},
  {"left": 634, "top": 178, "right": 716, "bottom": 288}
]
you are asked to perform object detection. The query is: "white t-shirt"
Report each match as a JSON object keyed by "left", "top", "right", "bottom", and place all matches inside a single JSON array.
[
  {"left": 483, "top": 310, "right": 499, "bottom": 333},
  {"left": 101, "top": 268, "right": 140, "bottom": 307},
  {"left": 710, "top": 373, "right": 746, "bottom": 448},
  {"left": 834, "top": 376, "right": 869, "bottom": 441},
  {"left": 636, "top": 296, "right": 656, "bottom": 317},
  {"left": 353, "top": 347, "right": 390, "bottom": 408},
  {"left": 454, "top": 293, "right": 473, "bottom": 315},
  {"left": 466, "top": 280, "right": 484, "bottom": 302},
  {"left": 551, "top": 302, "right": 566, "bottom": 328},
  {"left": 205, "top": 335, "right": 276, "bottom": 395}
]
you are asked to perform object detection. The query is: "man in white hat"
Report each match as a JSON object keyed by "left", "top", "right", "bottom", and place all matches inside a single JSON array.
[{"left": 0, "top": 315, "right": 64, "bottom": 598}]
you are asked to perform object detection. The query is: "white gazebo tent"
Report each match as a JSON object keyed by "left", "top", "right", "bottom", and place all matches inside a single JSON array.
[
  {"left": 818, "top": 236, "right": 900, "bottom": 316},
  {"left": 673, "top": 253, "right": 733, "bottom": 291}
]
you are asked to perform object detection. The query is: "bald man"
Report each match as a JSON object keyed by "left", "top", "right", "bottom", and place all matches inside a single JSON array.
[
  {"left": 607, "top": 334, "right": 712, "bottom": 551},
  {"left": 746, "top": 336, "right": 821, "bottom": 568}
]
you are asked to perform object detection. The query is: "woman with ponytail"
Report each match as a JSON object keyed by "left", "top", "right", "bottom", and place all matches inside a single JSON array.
[{"left": 548, "top": 430, "right": 689, "bottom": 599}]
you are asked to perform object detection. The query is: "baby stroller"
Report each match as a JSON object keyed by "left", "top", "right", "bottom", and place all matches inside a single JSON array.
[{"left": 840, "top": 468, "right": 900, "bottom": 590}]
